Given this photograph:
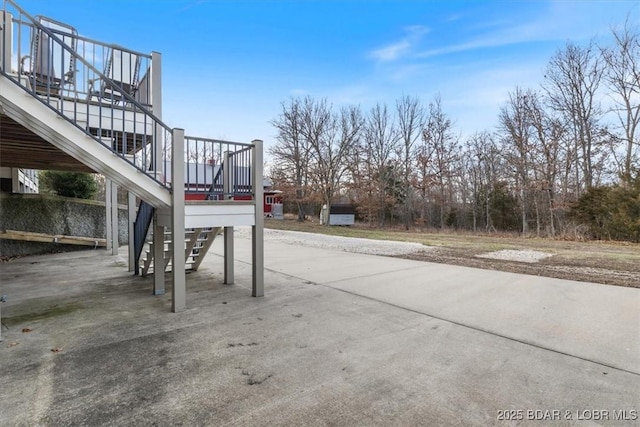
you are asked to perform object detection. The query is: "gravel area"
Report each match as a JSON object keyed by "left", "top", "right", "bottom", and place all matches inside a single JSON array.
[
  {"left": 476, "top": 249, "right": 554, "bottom": 263},
  {"left": 236, "top": 228, "right": 430, "bottom": 256}
]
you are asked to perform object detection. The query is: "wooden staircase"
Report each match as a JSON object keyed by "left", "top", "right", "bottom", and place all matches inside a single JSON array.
[
  {"left": 140, "top": 227, "right": 221, "bottom": 276},
  {"left": 0, "top": 1, "right": 265, "bottom": 316}
]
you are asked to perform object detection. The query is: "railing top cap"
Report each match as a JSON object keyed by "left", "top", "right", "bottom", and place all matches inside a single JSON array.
[
  {"left": 184, "top": 136, "right": 254, "bottom": 147},
  {"left": 6, "top": 2, "right": 152, "bottom": 58}
]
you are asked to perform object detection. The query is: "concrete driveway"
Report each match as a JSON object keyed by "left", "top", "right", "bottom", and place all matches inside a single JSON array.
[
  {"left": 1, "top": 230, "right": 638, "bottom": 426},
  {"left": 228, "top": 231, "right": 639, "bottom": 374}
]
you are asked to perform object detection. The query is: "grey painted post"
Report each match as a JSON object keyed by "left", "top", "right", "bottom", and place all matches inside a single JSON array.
[
  {"left": 0, "top": 12, "right": 12, "bottom": 72},
  {"left": 127, "top": 192, "right": 135, "bottom": 271},
  {"left": 223, "top": 150, "right": 234, "bottom": 284},
  {"left": 111, "top": 181, "right": 119, "bottom": 256},
  {"left": 252, "top": 139, "right": 264, "bottom": 297},
  {"left": 171, "top": 128, "right": 186, "bottom": 312},
  {"left": 151, "top": 53, "right": 165, "bottom": 294},
  {"left": 10, "top": 168, "right": 19, "bottom": 193},
  {"left": 105, "top": 179, "right": 112, "bottom": 251},
  {"left": 152, "top": 219, "right": 165, "bottom": 294},
  {"left": 223, "top": 228, "right": 234, "bottom": 284},
  {"left": 151, "top": 52, "right": 163, "bottom": 175}
]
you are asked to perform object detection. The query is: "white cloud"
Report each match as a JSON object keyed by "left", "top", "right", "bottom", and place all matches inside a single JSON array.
[
  {"left": 415, "top": 21, "right": 555, "bottom": 59},
  {"left": 415, "top": 2, "right": 629, "bottom": 60},
  {"left": 370, "top": 40, "right": 412, "bottom": 62},
  {"left": 369, "top": 25, "right": 429, "bottom": 62}
]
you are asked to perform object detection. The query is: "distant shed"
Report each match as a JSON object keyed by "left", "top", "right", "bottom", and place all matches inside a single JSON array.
[{"left": 328, "top": 204, "right": 355, "bottom": 226}]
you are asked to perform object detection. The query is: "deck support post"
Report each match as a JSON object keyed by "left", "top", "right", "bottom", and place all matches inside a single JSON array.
[
  {"left": 150, "top": 51, "right": 167, "bottom": 295},
  {"left": 127, "top": 192, "right": 136, "bottom": 271},
  {"left": 171, "top": 128, "right": 186, "bottom": 312},
  {"left": 0, "top": 12, "right": 12, "bottom": 72},
  {"left": 224, "top": 227, "right": 234, "bottom": 284},
  {"left": 10, "top": 168, "right": 20, "bottom": 193},
  {"left": 151, "top": 51, "right": 163, "bottom": 174},
  {"left": 105, "top": 179, "right": 112, "bottom": 252},
  {"left": 105, "top": 179, "right": 119, "bottom": 255},
  {"left": 152, "top": 219, "right": 165, "bottom": 295},
  {"left": 110, "top": 181, "right": 119, "bottom": 255},
  {"left": 223, "top": 150, "right": 234, "bottom": 284},
  {"left": 252, "top": 139, "right": 264, "bottom": 297}
]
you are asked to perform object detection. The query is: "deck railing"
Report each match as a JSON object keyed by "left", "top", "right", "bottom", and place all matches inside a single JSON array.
[
  {"left": 1, "top": 0, "right": 258, "bottom": 202},
  {"left": 184, "top": 136, "right": 255, "bottom": 199},
  {"left": 0, "top": 0, "right": 171, "bottom": 187}
]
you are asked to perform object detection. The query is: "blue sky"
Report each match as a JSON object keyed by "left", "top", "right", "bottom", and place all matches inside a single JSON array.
[{"left": 17, "top": 0, "right": 640, "bottom": 153}]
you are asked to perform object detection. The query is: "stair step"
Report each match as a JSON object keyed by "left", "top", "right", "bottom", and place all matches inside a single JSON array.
[
  {"left": 140, "top": 226, "right": 221, "bottom": 275},
  {"left": 144, "top": 259, "right": 197, "bottom": 272},
  {"left": 142, "top": 251, "right": 201, "bottom": 262}
]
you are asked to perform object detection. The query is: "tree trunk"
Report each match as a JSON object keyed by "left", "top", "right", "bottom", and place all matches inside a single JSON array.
[
  {"left": 521, "top": 187, "right": 528, "bottom": 236},
  {"left": 548, "top": 188, "right": 556, "bottom": 236},
  {"left": 534, "top": 195, "right": 541, "bottom": 237}
]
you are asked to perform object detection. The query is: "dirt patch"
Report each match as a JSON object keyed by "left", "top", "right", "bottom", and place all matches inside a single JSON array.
[{"left": 399, "top": 248, "right": 640, "bottom": 288}]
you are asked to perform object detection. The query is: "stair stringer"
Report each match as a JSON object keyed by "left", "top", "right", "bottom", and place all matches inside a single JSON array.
[{"left": 191, "top": 227, "right": 220, "bottom": 271}]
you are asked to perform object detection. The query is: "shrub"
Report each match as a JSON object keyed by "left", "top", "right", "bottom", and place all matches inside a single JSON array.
[
  {"left": 39, "top": 171, "right": 98, "bottom": 200},
  {"left": 570, "top": 177, "right": 640, "bottom": 242}
]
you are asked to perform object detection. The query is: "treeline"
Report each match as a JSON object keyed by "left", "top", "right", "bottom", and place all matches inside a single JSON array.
[{"left": 269, "top": 22, "right": 640, "bottom": 241}]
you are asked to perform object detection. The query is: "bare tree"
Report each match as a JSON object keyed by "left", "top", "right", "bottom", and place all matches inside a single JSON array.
[
  {"left": 466, "top": 132, "right": 500, "bottom": 232},
  {"left": 544, "top": 41, "right": 605, "bottom": 192},
  {"left": 414, "top": 126, "right": 435, "bottom": 228},
  {"left": 269, "top": 97, "right": 312, "bottom": 220},
  {"left": 360, "top": 102, "right": 400, "bottom": 226},
  {"left": 525, "top": 91, "right": 565, "bottom": 236},
  {"left": 301, "top": 98, "right": 363, "bottom": 225},
  {"left": 421, "top": 95, "right": 459, "bottom": 229},
  {"left": 500, "top": 87, "right": 533, "bottom": 235},
  {"left": 601, "top": 19, "right": 640, "bottom": 182},
  {"left": 396, "top": 95, "right": 425, "bottom": 229}
]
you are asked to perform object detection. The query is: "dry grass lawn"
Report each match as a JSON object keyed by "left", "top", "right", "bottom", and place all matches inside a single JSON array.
[{"left": 265, "top": 218, "right": 640, "bottom": 288}]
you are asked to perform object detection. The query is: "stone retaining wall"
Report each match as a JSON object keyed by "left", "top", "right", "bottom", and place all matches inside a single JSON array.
[{"left": 0, "top": 194, "right": 128, "bottom": 257}]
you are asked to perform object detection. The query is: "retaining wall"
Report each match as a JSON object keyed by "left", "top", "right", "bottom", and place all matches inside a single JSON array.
[{"left": 0, "top": 194, "right": 128, "bottom": 257}]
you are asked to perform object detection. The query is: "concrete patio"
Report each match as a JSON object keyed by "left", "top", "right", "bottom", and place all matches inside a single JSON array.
[{"left": 1, "top": 230, "right": 638, "bottom": 426}]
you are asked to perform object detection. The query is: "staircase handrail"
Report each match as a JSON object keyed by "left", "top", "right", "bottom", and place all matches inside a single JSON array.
[{"left": 22, "top": 18, "right": 151, "bottom": 59}]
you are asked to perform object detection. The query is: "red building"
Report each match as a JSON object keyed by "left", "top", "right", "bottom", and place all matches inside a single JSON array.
[
  {"left": 223, "top": 187, "right": 282, "bottom": 216},
  {"left": 263, "top": 189, "right": 283, "bottom": 216}
]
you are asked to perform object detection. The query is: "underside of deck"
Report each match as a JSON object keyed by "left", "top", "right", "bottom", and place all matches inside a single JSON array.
[{"left": 0, "top": 113, "right": 93, "bottom": 172}]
